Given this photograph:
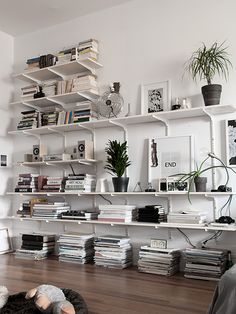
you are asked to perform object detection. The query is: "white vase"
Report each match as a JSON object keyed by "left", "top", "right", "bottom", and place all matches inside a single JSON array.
[{"left": 96, "top": 178, "right": 108, "bottom": 192}]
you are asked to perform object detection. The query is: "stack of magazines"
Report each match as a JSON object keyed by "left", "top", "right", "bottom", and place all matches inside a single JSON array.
[
  {"left": 58, "top": 232, "right": 94, "bottom": 264},
  {"left": 138, "top": 246, "right": 181, "bottom": 276},
  {"left": 15, "top": 233, "right": 55, "bottom": 260},
  {"left": 184, "top": 248, "right": 228, "bottom": 281},
  {"left": 94, "top": 235, "right": 132, "bottom": 269},
  {"left": 32, "top": 202, "right": 70, "bottom": 219}
]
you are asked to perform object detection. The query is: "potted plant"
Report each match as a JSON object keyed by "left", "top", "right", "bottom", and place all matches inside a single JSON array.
[
  {"left": 186, "top": 41, "right": 232, "bottom": 106},
  {"left": 105, "top": 140, "right": 131, "bottom": 192}
]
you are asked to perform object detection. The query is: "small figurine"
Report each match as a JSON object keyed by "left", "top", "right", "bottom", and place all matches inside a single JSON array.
[
  {"left": 145, "top": 182, "right": 156, "bottom": 192},
  {"left": 172, "top": 97, "right": 181, "bottom": 110}
]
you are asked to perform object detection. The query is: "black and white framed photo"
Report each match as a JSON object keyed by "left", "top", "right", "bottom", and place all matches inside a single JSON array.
[
  {"left": 0, "top": 228, "right": 12, "bottom": 254},
  {"left": 226, "top": 119, "right": 236, "bottom": 166},
  {"left": 148, "top": 135, "right": 194, "bottom": 190},
  {"left": 141, "top": 80, "right": 171, "bottom": 114}
]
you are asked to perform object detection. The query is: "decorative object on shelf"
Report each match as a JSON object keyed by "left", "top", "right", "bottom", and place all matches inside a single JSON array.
[
  {"left": 33, "top": 86, "right": 45, "bottom": 99},
  {"left": 171, "top": 97, "right": 181, "bottom": 110},
  {"left": 141, "top": 80, "right": 171, "bottom": 114},
  {"left": 0, "top": 155, "right": 7, "bottom": 167},
  {"left": 159, "top": 176, "right": 188, "bottom": 192},
  {"left": 226, "top": 119, "right": 236, "bottom": 166},
  {"left": 181, "top": 97, "right": 192, "bottom": 109},
  {"left": 150, "top": 239, "right": 167, "bottom": 249},
  {"left": 95, "top": 178, "right": 108, "bottom": 193},
  {"left": 133, "top": 181, "right": 143, "bottom": 192},
  {"left": 97, "top": 82, "right": 124, "bottom": 118},
  {"left": 148, "top": 136, "right": 194, "bottom": 191},
  {"left": 105, "top": 140, "right": 131, "bottom": 192},
  {"left": 186, "top": 41, "right": 232, "bottom": 106},
  {"left": 145, "top": 182, "right": 156, "bottom": 192}
]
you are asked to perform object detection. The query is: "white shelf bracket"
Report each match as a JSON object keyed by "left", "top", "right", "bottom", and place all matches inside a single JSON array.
[
  {"left": 48, "top": 128, "right": 66, "bottom": 150},
  {"left": 47, "top": 68, "right": 66, "bottom": 80},
  {"left": 152, "top": 115, "right": 170, "bottom": 136},
  {"left": 22, "top": 101, "right": 41, "bottom": 111},
  {"left": 47, "top": 97, "right": 66, "bottom": 110},
  {"left": 79, "top": 124, "right": 95, "bottom": 141},
  {"left": 202, "top": 108, "right": 217, "bottom": 189},
  {"left": 204, "top": 194, "right": 217, "bottom": 221}
]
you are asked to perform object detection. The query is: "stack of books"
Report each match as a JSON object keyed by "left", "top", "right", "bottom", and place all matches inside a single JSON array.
[
  {"left": 21, "top": 85, "right": 39, "bottom": 101},
  {"left": 32, "top": 202, "right": 70, "bottom": 219},
  {"left": 184, "top": 248, "right": 228, "bottom": 281},
  {"left": 42, "top": 81, "right": 57, "bottom": 97},
  {"left": 17, "top": 110, "right": 39, "bottom": 130},
  {"left": 58, "top": 232, "right": 94, "bottom": 264},
  {"left": 73, "top": 104, "right": 98, "bottom": 123},
  {"left": 64, "top": 174, "right": 96, "bottom": 192},
  {"left": 42, "top": 177, "right": 63, "bottom": 192},
  {"left": 78, "top": 39, "right": 99, "bottom": 61},
  {"left": 97, "top": 205, "right": 137, "bottom": 223},
  {"left": 71, "top": 75, "right": 98, "bottom": 93},
  {"left": 165, "top": 211, "right": 207, "bottom": 225},
  {"left": 138, "top": 246, "right": 181, "bottom": 276},
  {"left": 15, "top": 233, "right": 55, "bottom": 260},
  {"left": 56, "top": 48, "right": 74, "bottom": 64},
  {"left": 56, "top": 80, "right": 73, "bottom": 95},
  {"left": 41, "top": 110, "right": 59, "bottom": 126},
  {"left": 15, "top": 174, "right": 39, "bottom": 193},
  {"left": 26, "top": 57, "right": 40, "bottom": 70},
  {"left": 94, "top": 235, "right": 132, "bottom": 269},
  {"left": 17, "top": 198, "right": 47, "bottom": 217},
  {"left": 137, "top": 205, "right": 167, "bottom": 223},
  {"left": 61, "top": 210, "right": 98, "bottom": 220}
]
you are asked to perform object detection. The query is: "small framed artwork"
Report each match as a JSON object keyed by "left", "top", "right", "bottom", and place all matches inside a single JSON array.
[
  {"left": 148, "top": 135, "right": 194, "bottom": 190},
  {"left": 226, "top": 120, "right": 236, "bottom": 166},
  {"left": 141, "top": 80, "right": 171, "bottom": 114}
]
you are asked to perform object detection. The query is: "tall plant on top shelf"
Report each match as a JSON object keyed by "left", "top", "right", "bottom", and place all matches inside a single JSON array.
[
  {"left": 105, "top": 140, "right": 131, "bottom": 192},
  {"left": 186, "top": 41, "right": 232, "bottom": 106}
]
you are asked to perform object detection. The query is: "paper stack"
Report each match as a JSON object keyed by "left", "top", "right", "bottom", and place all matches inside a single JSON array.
[
  {"left": 32, "top": 202, "right": 70, "bottom": 219},
  {"left": 98, "top": 205, "right": 137, "bottom": 223},
  {"left": 166, "top": 211, "right": 207, "bottom": 224}
]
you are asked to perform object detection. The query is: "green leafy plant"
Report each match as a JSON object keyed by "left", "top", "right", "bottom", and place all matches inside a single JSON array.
[
  {"left": 105, "top": 140, "right": 131, "bottom": 177},
  {"left": 186, "top": 41, "right": 232, "bottom": 85}
]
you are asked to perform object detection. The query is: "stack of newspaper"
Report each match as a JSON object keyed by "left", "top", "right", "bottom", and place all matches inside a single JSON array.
[
  {"left": 58, "top": 232, "right": 94, "bottom": 264},
  {"left": 94, "top": 235, "right": 132, "bottom": 269},
  {"left": 138, "top": 246, "right": 181, "bottom": 276},
  {"left": 184, "top": 248, "right": 228, "bottom": 281}
]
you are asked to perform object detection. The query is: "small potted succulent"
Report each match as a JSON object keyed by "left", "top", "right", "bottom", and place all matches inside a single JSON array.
[
  {"left": 105, "top": 140, "right": 131, "bottom": 192},
  {"left": 186, "top": 41, "right": 232, "bottom": 106}
]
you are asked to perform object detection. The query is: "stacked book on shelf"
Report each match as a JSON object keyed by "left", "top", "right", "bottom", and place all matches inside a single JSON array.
[
  {"left": 15, "top": 174, "right": 39, "bottom": 192},
  {"left": 63, "top": 174, "right": 96, "bottom": 192},
  {"left": 138, "top": 246, "right": 181, "bottom": 276},
  {"left": 15, "top": 233, "right": 56, "bottom": 260},
  {"left": 137, "top": 205, "right": 167, "bottom": 223},
  {"left": 56, "top": 47, "right": 76, "bottom": 64},
  {"left": 78, "top": 39, "right": 99, "bottom": 61},
  {"left": 41, "top": 109, "right": 59, "bottom": 126},
  {"left": 94, "top": 235, "right": 132, "bottom": 269},
  {"left": 165, "top": 211, "right": 207, "bottom": 225},
  {"left": 61, "top": 210, "right": 98, "bottom": 220},
  {"left": 17, "top": 110, "right": 39, "bottom": 130},
  {"left": 21, "top": 85, "right": 39, "bottom": 101},
  {"left": 58, "top": 232, "right": 94, "bottom": 264},
  {"left": 32, "top": 202, "right": 70, "bottom": 219},
  {"left": 42, "top": 176, "right": 63, "bottom": 192},
  {"left": 71, "top": 74, "right": 98, "bottom": 94},
  {"left": 184, "top": 248, "right": 228, "bottom": 281},
  {"left": 97, "top": 205, "right": 137, "bottom": 223},
  {"left": 26, "top": 57, "right": 40, "bottom": 70},
  {"left": 42, "top": 81, "right": 57, "bottom": 97},
  {"left": 17, "top": 198, "right": 47, "bottom": 217}
]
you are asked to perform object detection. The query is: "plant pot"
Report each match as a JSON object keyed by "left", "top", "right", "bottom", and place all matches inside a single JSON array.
[
  {"left": 112, "top": 177, "right": 129, "bottom": 192},
  {"left": 201, "top": 84, "right": 222, "bottom": 106},
  {"left": 194, "top": 177, "right": 207, "bottom": 192}
]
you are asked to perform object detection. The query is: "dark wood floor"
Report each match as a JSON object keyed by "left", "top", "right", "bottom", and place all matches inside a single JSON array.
[{"left": 0, "top": 254, "right": 216, "bottom": 314}]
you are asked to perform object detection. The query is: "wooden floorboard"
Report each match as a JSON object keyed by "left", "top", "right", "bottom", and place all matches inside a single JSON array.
[{"left": 0, "top": 254, "right": 216, "bottom": 314}]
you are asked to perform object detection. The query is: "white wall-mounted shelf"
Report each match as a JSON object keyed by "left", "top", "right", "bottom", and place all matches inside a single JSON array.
[
  {"left": 6, "top": 216, "right": 236, "bottom": 231},
  {"left": 17, "top": 158, "right": 99, "bottom": 167},
  {"left": 13, "top": 59, "right": 103, "bottom": 84},
  {"left": 8, "top": 104, "right": 236, "bottom": 136}
]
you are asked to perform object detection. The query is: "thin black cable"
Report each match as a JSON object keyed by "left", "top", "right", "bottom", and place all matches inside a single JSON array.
[
  {"left": 177, "top": 228, "right": 196, "bottom": 248},
  {"left": 98, "top": 194, "right": 112, "bottom": 204},
  {"left": 202, "top": 231, "right": 223, "bottom": 248},
  {"left": 218, "top": 195, "right": 232, "bottom": 217},
  {"left": 69, "top": 164, "right": 76, "bottom": 176}
]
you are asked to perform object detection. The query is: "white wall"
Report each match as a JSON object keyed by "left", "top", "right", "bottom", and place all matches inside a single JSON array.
[
  {"left": 10, "top": 0, "right": 236, "bottom": 263},
  {"left": 0, "top": 30, "right": 14, "bottom": 232}
]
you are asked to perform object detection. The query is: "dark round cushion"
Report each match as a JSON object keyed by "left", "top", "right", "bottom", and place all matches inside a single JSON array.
[{"left": 0, "top": 289, "right": 88, "bottom": 314}]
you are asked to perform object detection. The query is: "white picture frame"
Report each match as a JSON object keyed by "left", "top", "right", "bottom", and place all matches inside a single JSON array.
[
  {"left": 148, "top": 135, "right": 194, "bottom": 190},
  {"left": 141, "top": 80, "right": 171, "bottom": 114},
  {"left": 0, "top": 228, "right": 12, "bottom": 254},
  {"left": 225, "top": 119, "right": 236, "bottom": 167}
]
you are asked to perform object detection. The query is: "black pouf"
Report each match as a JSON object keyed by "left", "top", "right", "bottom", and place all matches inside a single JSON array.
[{"left": 0, "top": 289, "right": 88, "bottom": 314}]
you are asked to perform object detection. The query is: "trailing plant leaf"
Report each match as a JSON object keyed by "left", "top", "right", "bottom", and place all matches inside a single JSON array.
[{"left": 105, "top": 140, "right": 131, "bottom": 177}]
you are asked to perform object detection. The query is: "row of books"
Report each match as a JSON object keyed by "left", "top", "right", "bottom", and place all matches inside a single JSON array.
[
  {"left": 17, "top": 103, "right": 97, "bottom": 130},
  {"left": 32, "top": 202, "right": 70, "bottom": 219},
  {"left": 20, "top": 75, "right": 98, "bottom": 101},
  {"left": 25, "top": 39, "right": 99, "bottom": 70}
]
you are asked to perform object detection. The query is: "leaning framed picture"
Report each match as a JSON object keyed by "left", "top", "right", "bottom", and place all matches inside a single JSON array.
[
  {"left": 225, "top": 119, "right": 236, "bottom": 166},
  {"left": 148, "top": 135, "right": 194, "bottom": 190},
  {"left": 0, "top": 228, "right": 12, "bottom": 254},
  {"left": 141, "top": 80, "right": 171, "bottom": 114}
]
